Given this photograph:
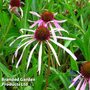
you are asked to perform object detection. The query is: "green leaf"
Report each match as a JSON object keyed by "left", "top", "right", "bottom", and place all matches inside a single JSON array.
[
  {"left": 0, "top": 70, "right": 6, "bottom": 90},
  {"left": 34, "top": 73, "right": 43, "bottom": 90},
  {"left": 24, "top": 86, "right": 33, "bottom": 90},
  {"left": 0, "top": 62, "right": 13, "bottom": 77},
  {"left": 50, "top": 67, "right": 70, "bottom": 90},
  {"left": 0, "top": 0, "right": 3, "bottom": 10},
  {"left": 71, "top": 59, "right": 78, "bottom": 71}
]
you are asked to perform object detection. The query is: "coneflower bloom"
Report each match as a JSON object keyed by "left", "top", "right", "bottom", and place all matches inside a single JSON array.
[
  {"left": 29, "top": 11, "right": 66, "bottom": 29},
  {"left": 29, "top": 11, "right": 66, "bottom": 41},
  {"left": 69, "top": 61, "right": 90, "bottom": 90},
  {"left": 9, "top": 0, "right": 23, "bottom": 18},
  {"left": 10, "top": 26, "right": 77, "bottom": 74}
]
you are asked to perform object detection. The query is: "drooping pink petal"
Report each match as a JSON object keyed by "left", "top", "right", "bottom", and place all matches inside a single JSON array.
[
  {"left": 53, "top": 21, "right": 65, "bottom": 31},
  {"left": 30, "top": 11, "right": 40, "bottom": 17},
  {"left": 80, "top": 79, "right": 87, "bottom": 90},
  {"left": 16, "top": 39, "right": 35, "bottom": 68},
  {"left": 19, "top": 7, "right": 23, "bottom": 18},
  {"left": 47, "top": 41, "right": 60, "bottom": 66},
  {"left": 53, "top": 28, "right": 69, "bottom": 34},
  {"left": 69, "top": 74, "right": 81, "bottom": 88},
  {"left": 27, "top": 42, "right": 39, "bottom": 70},
  {"left": 28, "top": 20, "right": 35, "bottom": 22},
  {"left": 49, "top": 23, "right": 57, "bottom": 42},
  {"left": 55, "top": 36, "right": 76, "bottom": 40},
  {"left": 53, "top": 19, "right": 67, "bottom": 23},
  {"left": 53, "top": 21, "right": 61, "bottom": 28},
  {"left": 38, "top": 20, "right": 44, "bottom": 26},
  {"left": 20, "top": 28, "right": 35, "bottom": 33},
  {"left": 38, "top": 42, "right": 42, "bottom": 75},
  {"left": 15, "top": 39, "right": 34, "bottom": 57},
  {"left": 9, "top": 34, "right": 33, "bottom": 46},
  {"left": 50, "top": 39, "right": 77, "bottom": 61},
  {"left": 54, "top": 12, "right": 58, "bottom": 16},
  {"left": 52, "top": 21, "right": 64, "bottom": 35},
  {"left": 76, "top": 78, "right": 83, "bottom": 90},
  {"left": 29, "top": 20, "right": 42, "bottom": 28},
  {"left": 89, "top": 79, "right": 90, "bottom": 90},
  {"left": 12, "top": 55, "right": 14, "bottom": 63},
  {"left": 73, "top": 74, "right": 81, "bottom": 82}
]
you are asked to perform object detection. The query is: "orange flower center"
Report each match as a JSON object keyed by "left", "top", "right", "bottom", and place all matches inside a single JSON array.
[
  {"left": 41, "top": 11, "right": 54, "bottom": 22},
  {"left": 34, "top": 26, "right": 50, "bottom": 41},
  {"left": 80, "top": 61, "right": 90, "bottom": 78}
]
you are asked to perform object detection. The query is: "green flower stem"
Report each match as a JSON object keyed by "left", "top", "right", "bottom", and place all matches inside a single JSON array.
[
  {"left": 45, "top": 44, "right": 51, "bottom": 90},
  {"left": 0, "top": 14, "right": 13, "bottom": 48}
]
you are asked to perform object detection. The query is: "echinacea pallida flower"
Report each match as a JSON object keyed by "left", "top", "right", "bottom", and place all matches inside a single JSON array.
[
  {"left": 69, "top": 61, "right": 90, "bottom": 90},
  {"left": 9, "top": 0, "right": 23, "bottom": 18},
  {"left": 10, "top": 26, "right": 77, "bottom": 74},
  {"left": 29, "top": 11, "right": 67, "bottom": 41},
  {"left": 29, "top": 11, "right": 66, "bottom": 29}
]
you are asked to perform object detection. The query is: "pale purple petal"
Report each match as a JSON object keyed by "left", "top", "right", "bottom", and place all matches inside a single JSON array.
[
  {"left": 49, "top": 23, "right": 57, "bottom": 42},
  {"left": 69, "top": 74, "right": 81, "bottom": 88},
  {"left": 47, "top": 41, "right": 60, "bottom": 66},
  {"left": 16, "top": 39, "right": 35, "bottom": 68},
  {"left": 20, "top": 28, "right": 35, "bottom": 33},
  {"left": 19, "top": 7, "right": 23, "bottom": 18},
  {"left": 14, "top": 37, "right": 29, "bottom": 57},
  {"left": 12, "top": 55, "right": 14, "bottom": 64},
  {"left": 9, "top": 5, "right": 11, "bottom": 10},
  {"left": 38, "top": 42, "right": 42, "bottom": 75},
  {"left": 28, "top": 20, "right": 35, "bottom": 22},
  {"left": 73, "top": 74, "right": 81, "bottom": 82},
  {"left": 54, "top": 12, "right": 58, "bottom": 16},
  {"left": 45, "top": 22, "right": 49, "bottom": 27},
  {"left": 53, "top": 21, "right": 61, "bottom": 28},
  {"left": 50, "top": 39, "right": 77, "bottom": 60},
  {"left": 15, "top": 39, "right": 34, "bottom": 57},
  {"left": 88, "top": 79, "right": 90, "bottom": 90},
  {"left": 80, "top": 79, "right": 87, "bottom": 90},
  {"left": 76, "top": 78, "right": 83, "bottom": 90},
  {"left": 9, "top": 34, "right": 32, "bottom": 46},
  {"left": 53, "top": 28, "right": 69, "bottom": 34},
  {"left": 27, "top": 42, "right": 39, "bottom": 70},
  {"left": 53, "top": 21, "right": 66, "bottom": 31},
  {"left": 55, "top": 36, "right": 76, "bottom": 40},
  {"left": 38, "top": 20, "right": 44, "bottom": 26},
  {"left": 29, "top": 20, "right": 41, "bottom": 28},
  {"left": 52, "top": 22, "right": 63, "bottom": 35},
  {"left": 18, "top": 37, "right": 33, "bottom": 46},
  {"left": 53, "top": 19, "right": 67, "bottom": 23},
  {"left": 29, "top": 11, "right": 40, "bottom": 17}
]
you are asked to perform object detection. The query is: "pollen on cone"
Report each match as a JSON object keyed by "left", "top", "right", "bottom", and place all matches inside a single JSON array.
[
  {"left": 80, "top": 61, "right": 90, "bottom": 78},
  {"left": 34, "top": 26, "right": 50, "bottom": 41},
  {"left": 41, "top": 11, "right": 54, "bottom": 22}
]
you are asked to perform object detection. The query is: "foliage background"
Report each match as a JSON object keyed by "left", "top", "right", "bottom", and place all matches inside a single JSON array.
[{"left": 0, "top": 0, "right": 90, "bottom": 90}]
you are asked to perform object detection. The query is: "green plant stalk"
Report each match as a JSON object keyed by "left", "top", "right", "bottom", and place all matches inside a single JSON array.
[
  {"left": 24, "top": 0, "right": 29, "bottom": 29},
  {"left": 0, "top": 14, "right": 13, "bottom": 48},
  {"left": 45, "top": 44, "right": 51, "bottom": 90}
]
